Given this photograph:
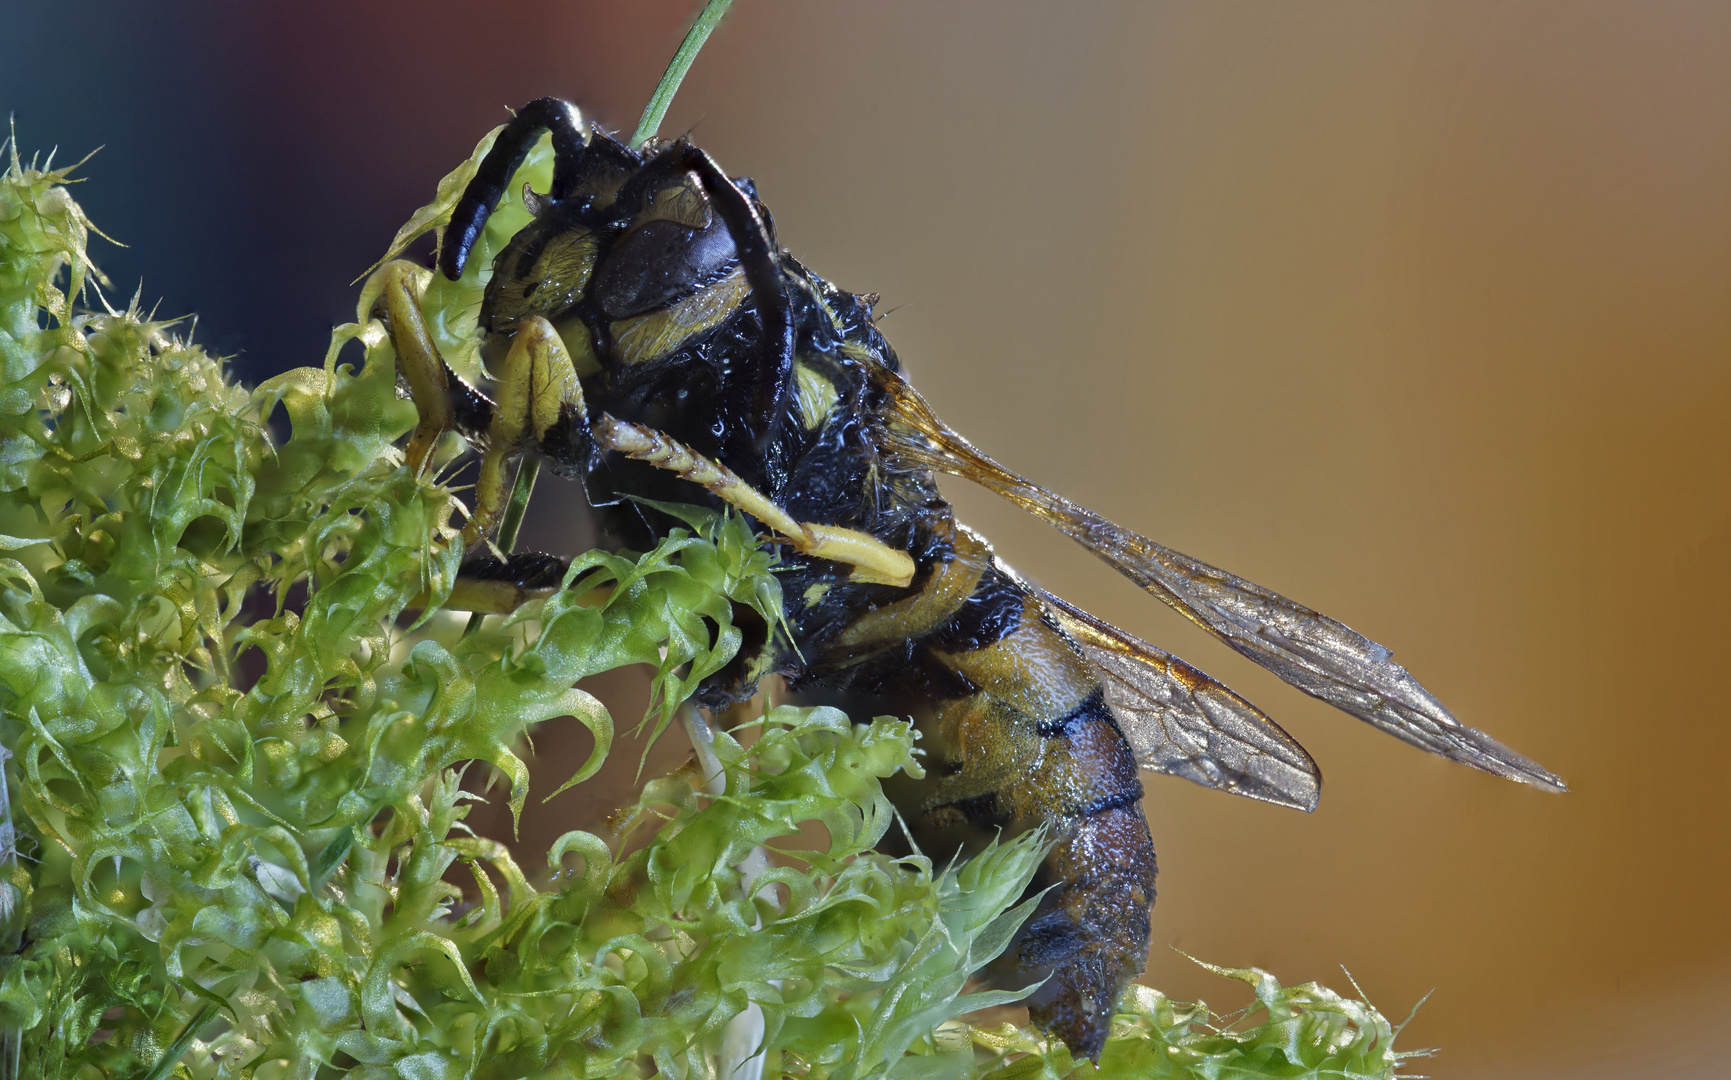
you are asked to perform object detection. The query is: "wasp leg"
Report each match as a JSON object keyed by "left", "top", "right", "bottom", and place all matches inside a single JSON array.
[
  {"left": 463, "top": 315, "right": 589, "bottom": 546},
  {"left": 416, "top": 554, "right": 620, "bottom": 614},
  {"left": 370, "top": 270, "right": 580, "bottom": 611},
  {"left": 368, "top": 260, "right": 468, "bottom": 478},
  {"left": 442, "top": 552, "right": 569, "bottom": 613},
  {"left": 366, "top": 263, "right": 582, "bottom": 547},
  {"left": 591, "top": 414, "right": 915, "bottom": 588}
]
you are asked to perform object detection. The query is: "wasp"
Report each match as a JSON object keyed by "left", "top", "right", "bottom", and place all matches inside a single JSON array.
[{"left": 369, "top": 98, "right": 1566, "bottom": 1058}]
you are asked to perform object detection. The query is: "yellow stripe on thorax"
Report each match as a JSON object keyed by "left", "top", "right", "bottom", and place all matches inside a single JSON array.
[
  {"left": 792, "top": 359, "right": 841, "bottom": 430},
  {"left": 611, "top": 267, "right": 749, "bottom": 366}
]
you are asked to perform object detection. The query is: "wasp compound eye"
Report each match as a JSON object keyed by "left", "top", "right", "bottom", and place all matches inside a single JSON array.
[
  {"left": 593, "top": 217, "right": 739, "bottom": 320},
  {"left": 482, "top": 217, "right": 603, "bottom": 334}
]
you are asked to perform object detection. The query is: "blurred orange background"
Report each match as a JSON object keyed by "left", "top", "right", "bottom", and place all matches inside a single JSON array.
[{"left": 6, "top": 2, "right": 1728, "bottom": 1075}]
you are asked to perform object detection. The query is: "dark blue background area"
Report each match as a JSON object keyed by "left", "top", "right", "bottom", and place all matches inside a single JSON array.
[
  {"left": 6, "top": 2, "right": 261, "bottom": 372},
  {"left": 3, "top": 0, "right": 694, "bottom": 385}
]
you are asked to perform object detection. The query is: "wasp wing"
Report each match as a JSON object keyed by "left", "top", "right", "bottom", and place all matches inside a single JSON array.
[
  {"left": 1038, "top": 589, "right": 1321, "bottom": 811},
  {"left": 871, "top": 360, "right": 1566, "bottom": 793}
]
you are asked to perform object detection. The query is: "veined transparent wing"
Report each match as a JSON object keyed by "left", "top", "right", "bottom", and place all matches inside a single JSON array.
[
  {"left": 1037, "top": 589, "right": 1320, "bottom": 811},
  {"left": 871, "top": 359, "right": 1566, "bottom": 793}
]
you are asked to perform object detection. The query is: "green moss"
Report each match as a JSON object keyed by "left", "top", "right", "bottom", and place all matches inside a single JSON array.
[{"left": 0, "top": 138, "right": 1421, "bottom": 1080}]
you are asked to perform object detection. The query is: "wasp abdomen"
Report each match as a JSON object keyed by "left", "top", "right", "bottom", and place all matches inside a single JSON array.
[
  {"left": 1024, "top": 805, "right": 1158, "bottom": 1057},
  {"left": 906, "top": 537, "right": 1156, "bottom": 1058},
  {"left": 926, "top": 563, "right": 1024, "bottom": 652}
]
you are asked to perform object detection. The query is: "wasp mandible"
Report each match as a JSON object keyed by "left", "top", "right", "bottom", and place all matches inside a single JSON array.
[{"left": 369, "top": 98, "right": 1566, "bottom": 1059}]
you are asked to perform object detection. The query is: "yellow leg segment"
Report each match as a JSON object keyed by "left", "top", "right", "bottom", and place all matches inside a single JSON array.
[
  {"left": 591, "top": 414, "right": 916, "bottom": 588},
  {"left": 368, "top": 260, "right": 452, "bottom": 477},
  {"left": 368, "top": 259, "right": 589, "bottom": 548},
  {"left": 463, "top": 316, "right": 587, "bottom": 546},
  {"left": 369, "top": 261, "right": 902, "bottom": 586}
]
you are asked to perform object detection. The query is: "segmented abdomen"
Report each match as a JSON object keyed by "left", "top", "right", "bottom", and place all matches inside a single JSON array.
[{"left": 819, "top": 523, "right": 1158, "bottom": 1058}]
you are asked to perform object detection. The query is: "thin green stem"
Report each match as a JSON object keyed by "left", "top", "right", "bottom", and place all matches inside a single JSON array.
[
  {"left": 140, "top": 1004, "right": 218, "bottom": 1080},
  {"left": 463, "top": 0, "right": 725, "bottom": 637},
  {"left": 464, "top": 457, "right": 542, "bottom": 636},
  {"left": 631, "top": 0, "right": 735, "bottom": 149},
  {"left": 0, "top": 749, "right": 17, "bottom": 1080},
  {"left": 496, "top": 457, "right": 541, "bottom": 552}
]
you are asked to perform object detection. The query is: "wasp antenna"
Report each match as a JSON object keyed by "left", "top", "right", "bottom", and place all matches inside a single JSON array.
[
  {"left": 675, "top": 114, "right": 708, "bottom": 142},
  {"left": 441, "top": 98, "right": 588, "bottom": 281},
  {"left": 620, "top": 143, "right": 794, "bottom": 469}
]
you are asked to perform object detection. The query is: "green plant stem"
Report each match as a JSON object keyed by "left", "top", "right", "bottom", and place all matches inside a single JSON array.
[
  {"left": 0, "top": 748, "right": 17, "bottom": 1080},
  {"left": 496, "top": 457, "right": 541, "bottom": 552},
  {"left": 140, "top": 1005, "right": 217, "bottom": 1080},
  {"left": 464, "top": 457, "right": 541, "bottom": 635},
  {"left": 632, "top": 0, "right": 735, "bottom": 148},
  {"left": 461, "top": 0, "right": 727, "bottom": 635}
]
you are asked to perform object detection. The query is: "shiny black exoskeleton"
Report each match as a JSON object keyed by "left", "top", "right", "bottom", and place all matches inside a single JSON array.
[
  {"left": 441, "top": 100, "right": 951, "bottom": 692},
  {"left": 425, "top": 96, "right": 1565, "bottom": 1060},
  {"left": 436, "top": 99, "right": 1158, "bottom": 1056}
]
